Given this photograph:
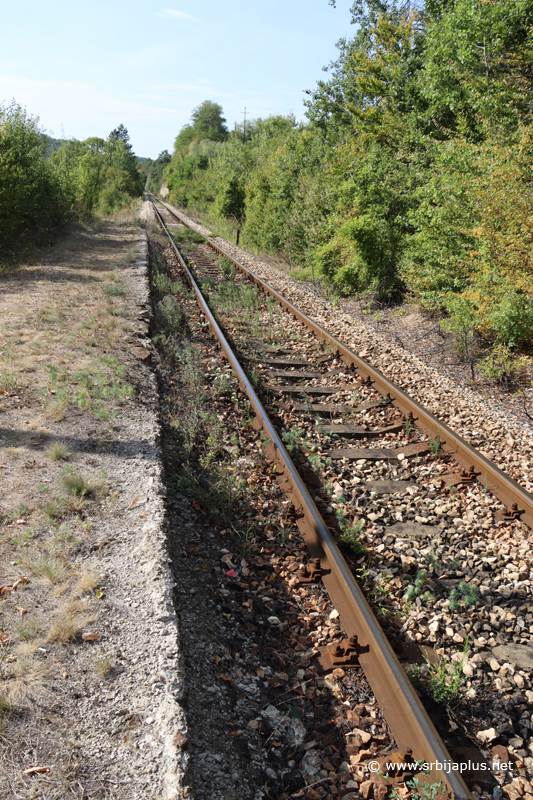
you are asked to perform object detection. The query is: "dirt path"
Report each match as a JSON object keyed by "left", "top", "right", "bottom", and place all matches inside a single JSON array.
[{"left": 0, "top": 213, "right": 187, "bottom": 800}]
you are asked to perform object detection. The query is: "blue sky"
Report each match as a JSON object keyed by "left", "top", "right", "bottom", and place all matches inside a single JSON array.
[{"left": 0, "top": 0, "right": 356, "bottom": 159}]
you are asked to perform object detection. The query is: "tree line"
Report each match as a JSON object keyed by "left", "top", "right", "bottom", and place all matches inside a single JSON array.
[
  {"left": 0, "top": 102, "right": 143, "bottom": 259},
  {"left": 145, "top": 0, "right": 533, "bottom": 361}
]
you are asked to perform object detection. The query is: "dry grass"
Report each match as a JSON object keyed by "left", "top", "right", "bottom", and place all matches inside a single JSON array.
[
  {"left": 7, "top": 655, "right": 53, "bottom": 702},
  {"left": 27, "top": 556, "right": 70, "bottom": 584},
  {"left": 0, "top": 366, "right": 19, "bottom": 393},
  {"left": 47, "top": 612, "right": 98, "bottom": 644},
  {"left": 4, "top": 447, "right": 25, "bottom": 459},
  {"left": 61, "top": 598, "right": 89, "bottom": 615},
  {"left": 0, "top": 217, "right": 140, "bottom": 777},
  {"left": 18, "top": 616, "right": 42, "bottom": 642},
  {"left": 0, "top": 693, "right": 12, "bottom": 736},
  {"left": 51, "top": 580, "right": 72, "bottom": 598},
  {"left": 45, "top": 440, "right": 72, "bottom": 461},
  {"left": 15, "top": 640, "right": 46, "bottom": 657},
  {"left": 78, "top": 570, "right": 101, "bottom": 594},
  {"left": 44, "top": 400, "right": 67, "bottom": 421},
  {"left": 95, "top": 653, "right": 114, "bottom": 678}
]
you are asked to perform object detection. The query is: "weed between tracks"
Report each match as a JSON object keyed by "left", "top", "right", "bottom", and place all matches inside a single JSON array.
[
  {"left": 149, "top": 245, "right": 292, "bottom": 554},
  {"left": 166, "top": 236, "right": 383, "bottom": 600}
]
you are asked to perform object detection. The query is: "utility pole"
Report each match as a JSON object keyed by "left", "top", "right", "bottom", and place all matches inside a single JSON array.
[{"left": 242, "top": 107, "right": 247, "bottom": 143}]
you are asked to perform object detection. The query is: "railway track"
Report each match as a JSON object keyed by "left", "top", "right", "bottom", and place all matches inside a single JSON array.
[{"left": 147, "top": 196, "right": 533, "bottom": 800}]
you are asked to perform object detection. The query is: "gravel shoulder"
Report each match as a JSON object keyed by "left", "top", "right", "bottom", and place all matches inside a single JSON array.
[{"left": 0, "top": 212, "right": 188, "bottom": 800}]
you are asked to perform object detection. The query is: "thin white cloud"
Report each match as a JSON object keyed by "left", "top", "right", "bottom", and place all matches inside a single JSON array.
[{"left": 156, "top": 9, "right": 200, "bottom": 22}]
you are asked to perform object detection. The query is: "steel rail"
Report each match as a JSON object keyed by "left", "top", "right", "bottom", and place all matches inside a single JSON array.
[
  {"left": 153, "top": 196, "right": 533, "bottom": 530},
  {"left": 150, "top": 200, "right": 471, "bottom": 800}
]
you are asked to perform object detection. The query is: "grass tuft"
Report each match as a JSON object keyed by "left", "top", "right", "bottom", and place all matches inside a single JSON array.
[
  {"left": 95, "top": 653, "right": 114, "bottom": 678},
  {"left": 8, "top": 655, "right": 53, "bottom": 702},
  {"left": 78, "top": 570, "right": 101, "bottom": 594},
  {"left": 43, "top": 497, "right": 65, "bottom": 520},
  {"left": 47, "top": 613, "right": 98, "bottom": 644},
  {"left": 0, "top": 693, "right": 12, "bottom": 736},
  {"left": 27, "top": 556, "right": 70, "bottom": 584},
  {"left": 4, "top": 447, "right": 25, "bottom": 459},
  {"left": 60, "top": 469, "right": 106, "bottom": 498},
  {"left": 18, "top": 617, "right": 42, "bottom": 642},
  {"left": 45, "top": 441, "right": 72, "bottom": 461}
]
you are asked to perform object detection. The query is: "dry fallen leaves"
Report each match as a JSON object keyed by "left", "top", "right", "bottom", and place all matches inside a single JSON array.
[
  {"left": 82, "top": 633, "right": 99, "bottom": 642},
  {"left": 173, "top": 730, "right": 188, "bottom": 749},
  {"left": 219, "top": 673, "right": 233, "bottom": 682}
]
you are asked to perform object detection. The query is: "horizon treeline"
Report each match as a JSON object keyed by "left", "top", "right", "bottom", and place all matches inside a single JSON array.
[
  {"left": 0, "top": 104, "right": 143, "bottom": 257},
  {"left": 145, "top": 0, "right": 533, "bottom": 352}
]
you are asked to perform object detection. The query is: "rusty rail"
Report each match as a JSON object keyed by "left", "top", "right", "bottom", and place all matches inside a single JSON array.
[
  {"left": 150, "top": 199, "right": 471, "bottom": 800},
  {"left": 153, "top": 196, "right": 533, "bottom": 530}
]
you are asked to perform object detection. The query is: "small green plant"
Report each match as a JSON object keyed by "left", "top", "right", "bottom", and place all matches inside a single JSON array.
[
  {"left": 60, "top": 468, "right": 106, "bottom": 498},
  {"left": 407, "top": 776, "right": 446, "bottom": 800},
  {"left": 425, "top": 552, "right": 442, "bottom": 573},
  {"left": 404, "top": 416, "right": 414, "bottom": 437},
  {"left": 426, "top": 639, "right": 469, "bottom": 704},
  {"left": 103, "top": 284, "right": 126, "bottom": 297},
  {"left": 11, "top": 527, "right": 35, "bottom": 548},
  {"left": 52, "top": 523, "right": 79, "bottom": 546},
  {"left": 449, "top": 582, "right": 481, "bottom": 611},
  {"left": 0, "top": 692, "right": 12, "bottom": 736},
  {"left": 94, "top": 406, "right": 116, "bottom": 423},
  {"left": 282, "top": 426, "right": 305, "bottom": 455},
  {"left": 0, "top": 367, "right": 18, "bottom": 393},
  {"left": 405, "top": 570, "right": 435, "bottom": 604},
  {"left": 407, "top": 663, "right": 423, "bottom": 690},
  {"left": 157, "top": 295, "right": 183, "bottom": 332},
  {"left": 4, "top": 503, "right": 30, "bottom": 523},
  {"left": 428, "top": 434, "right": 442, "bottom": 456},
  {"left": 336, "top": 510, "right": 366, "bottom": 556},
  {"left": 169, "top": 472, "right": 195, "bottom": 496},
  {"left": 43, "top": 497, "right": 66, "bottom": 520},
  {"left": 152, "top": 268, "right": 174, "bottom": 296},
  {"left": 199, "top": 419, "right": 224, "bottom": 470},
  {"left": 74, "top": 387, "right": 91, "bottom": 410},
  {"left": 478, "top": 343, "right": 530, "bottom": 385},
  {"left": 218, "top": 255, "right": 235, "bottom": 280}
]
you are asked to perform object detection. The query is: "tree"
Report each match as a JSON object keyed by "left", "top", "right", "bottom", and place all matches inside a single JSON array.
[
  {"left": 190, "top": 101, "right": 228, "bottom": 142},
  {"left": 421, "top": 0, "right": 533, "bottom": 137},
  {"left": 108, "top": 124, "right": 134, "bottom": 154},
  {"left": 0, "top": 101, "right": 63, "bottom": 251}
]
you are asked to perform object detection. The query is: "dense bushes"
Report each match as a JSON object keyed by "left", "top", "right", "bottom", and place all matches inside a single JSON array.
[
  {"left": 0, "top": 106, "right": 142, "bottom": 258},
  {"left": 0, "top": 102, "right": 64, "bottom": 251}
]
